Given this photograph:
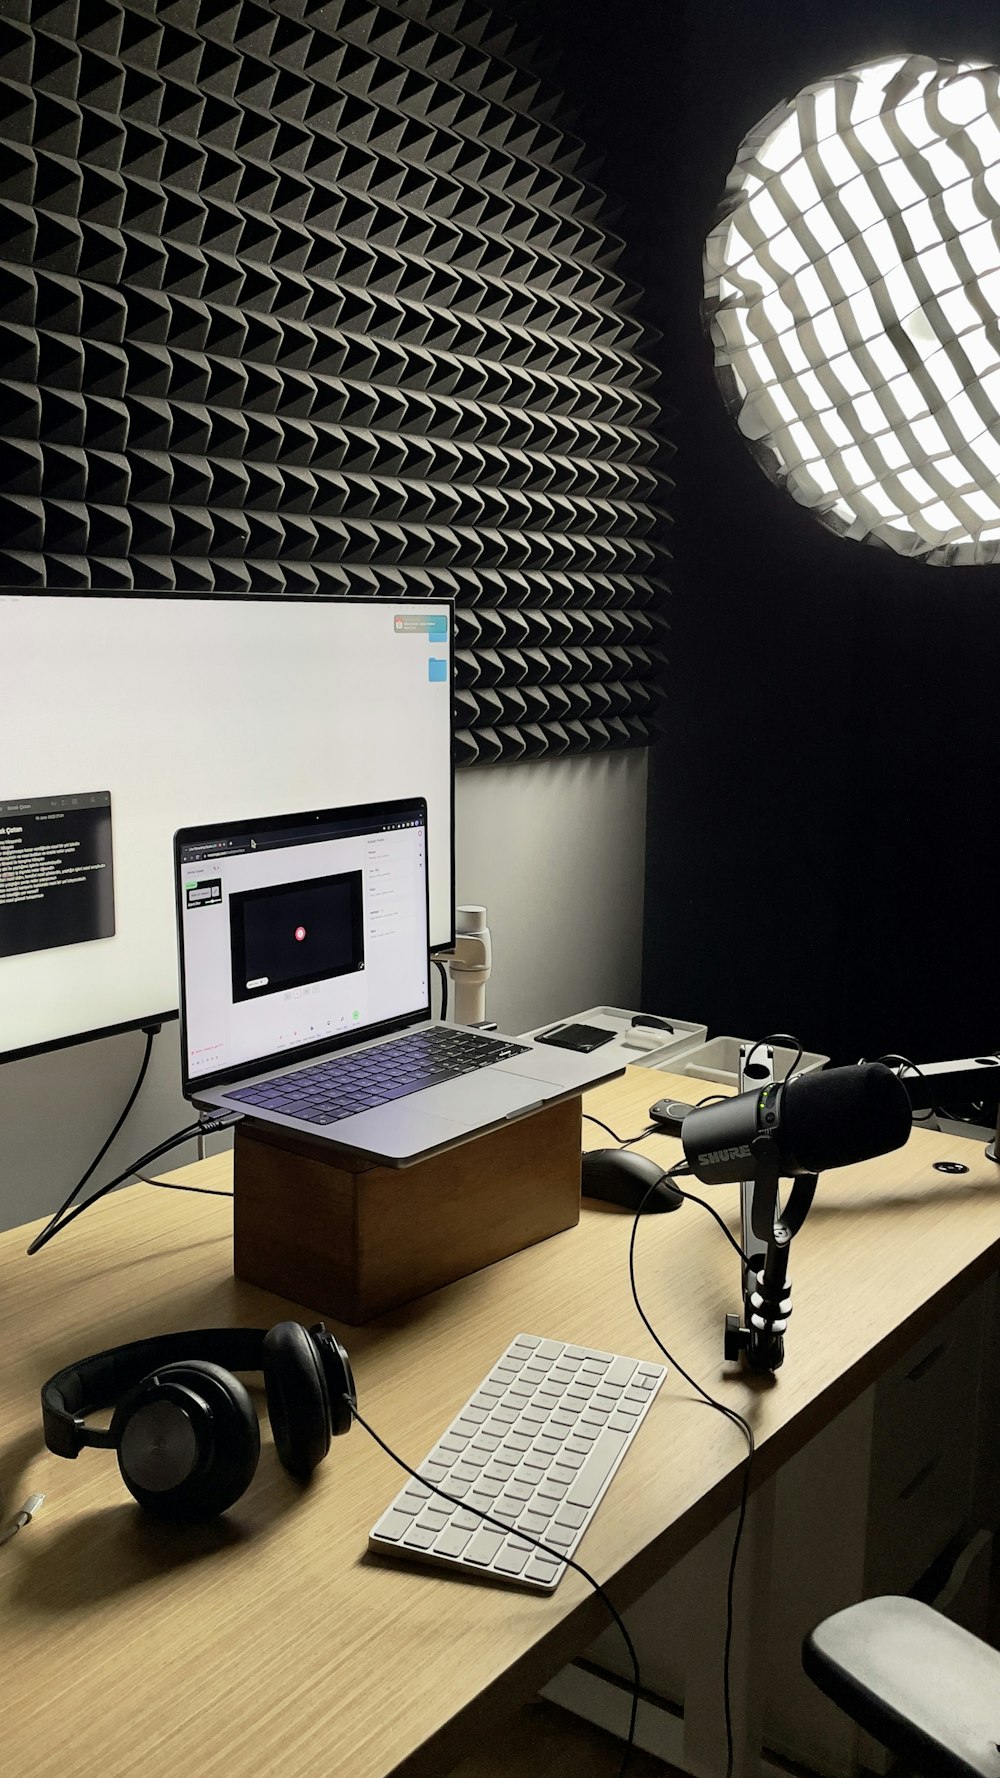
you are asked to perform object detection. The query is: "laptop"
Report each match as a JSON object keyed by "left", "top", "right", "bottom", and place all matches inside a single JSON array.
[{"left": 174, "top": 796, "right": 623, "bottom": 1166}]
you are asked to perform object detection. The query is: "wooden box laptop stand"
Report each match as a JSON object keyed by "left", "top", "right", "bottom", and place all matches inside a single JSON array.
[{"left": 232, "top": 1097, "right": 583, "bottom": 1324}]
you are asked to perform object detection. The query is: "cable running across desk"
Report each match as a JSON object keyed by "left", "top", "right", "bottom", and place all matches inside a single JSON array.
[
  {"left": 27, "top": 1024, "right": 159, "bottom": 1255},
  {"left": 355, "top": 1398, "right": 646, "bottom": 1778},
  {"left": 26, "top": 1113, "right": 242, "bottom": 1254},
  {"left": 369, "top": 1334, "right": 667, "bottom": 1590},
  {"left": 362, "top": 1141, "right": 753, "bottom": 1778},
  {"left": 586, "top": 1100, "right": 756, "bottom": 1778},
  {"left": 626, "top": 1165, "right": 755, "bottom": 1778}
]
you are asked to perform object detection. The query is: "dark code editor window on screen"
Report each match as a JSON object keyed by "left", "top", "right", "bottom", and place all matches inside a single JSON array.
[{"left": 0, "top": 794, "right": 115, "bottom": 960}]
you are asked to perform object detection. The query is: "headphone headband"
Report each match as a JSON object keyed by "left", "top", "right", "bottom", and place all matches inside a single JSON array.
[{"left": 42, "top": 1328, "right": 269, "bottom": 1458}]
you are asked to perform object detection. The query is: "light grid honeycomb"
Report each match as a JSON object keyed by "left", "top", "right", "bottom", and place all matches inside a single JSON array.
[
  {"left": 704, "top": 53, "right": 1000, "bottom": 565},
  {"left": 0, "top": 0, "right": 671, "bottom": 763}
]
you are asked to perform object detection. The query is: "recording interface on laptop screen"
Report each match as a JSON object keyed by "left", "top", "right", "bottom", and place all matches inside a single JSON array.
[{"left": 178, "top": 803, "right": 429, "bottom": 1086}]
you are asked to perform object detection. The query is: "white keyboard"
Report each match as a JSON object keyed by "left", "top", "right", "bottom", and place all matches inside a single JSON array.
[{"left": 369, "top": 1334, "right": 666, "bottom": 1591}]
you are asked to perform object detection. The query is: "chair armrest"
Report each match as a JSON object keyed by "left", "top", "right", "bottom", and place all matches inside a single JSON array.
[{"left": 803, "top": 1595, "right": 1000, "bottom": 1778}]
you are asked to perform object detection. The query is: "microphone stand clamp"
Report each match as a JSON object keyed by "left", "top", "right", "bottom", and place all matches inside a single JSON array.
[{"left": 725, "top": 1164, "right": 818, "bottom": 1373}]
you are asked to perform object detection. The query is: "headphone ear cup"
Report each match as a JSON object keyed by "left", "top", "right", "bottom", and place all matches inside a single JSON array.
[
  {"left": 113, "top": 1361, "right": 260, "bottom": 1522},
  {"left": 262, "top": 1322, "right": 332, "bottom": 1478},
  {"left": 309, "top": 1323, "right": 356, "bottom": 1438}
]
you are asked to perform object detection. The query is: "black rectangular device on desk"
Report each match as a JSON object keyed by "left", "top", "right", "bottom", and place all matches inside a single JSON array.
[{"left": 535, "top": 1023, "right": 616, "bottom": 1054}]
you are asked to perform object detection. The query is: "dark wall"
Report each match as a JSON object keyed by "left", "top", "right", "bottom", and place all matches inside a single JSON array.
[
  {"left": 530, "top": 0, "right": 1000, "bottom": 1066},
  {"left": 0, "top": 0, "right": 669, "bottom": 770}
]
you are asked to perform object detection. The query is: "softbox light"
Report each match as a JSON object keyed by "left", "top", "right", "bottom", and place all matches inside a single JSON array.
[{"left": 704, "top": 54, "right": 1000, "bottom": 564}]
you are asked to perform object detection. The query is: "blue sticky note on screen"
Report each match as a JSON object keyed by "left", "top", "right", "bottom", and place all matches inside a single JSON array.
[{"left": 428, "top": 657, "right": 447, "bottom": 683}]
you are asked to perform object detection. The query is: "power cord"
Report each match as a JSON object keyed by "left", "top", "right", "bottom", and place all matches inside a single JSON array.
[
  {"left": 28, "top": 1023, "right": 161, "bottom": 1257},
  {"left": 132, "top": 1173, "right": 234, "bottom": 1199},
  {"left": 26, "top": 1113, "right": 242, "bottom": 1256},
  {"left": 433, "top": 956, "right": 449, "bottom": 1021}
]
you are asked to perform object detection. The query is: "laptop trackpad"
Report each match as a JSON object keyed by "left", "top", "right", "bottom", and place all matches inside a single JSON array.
[{"left": 417, "top": 1073, "right": 547, "bottom": 1123}]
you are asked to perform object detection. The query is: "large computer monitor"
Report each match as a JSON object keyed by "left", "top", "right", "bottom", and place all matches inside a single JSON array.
[{"left": 0, "top": 591, "right": 454, "bottom": 1061}]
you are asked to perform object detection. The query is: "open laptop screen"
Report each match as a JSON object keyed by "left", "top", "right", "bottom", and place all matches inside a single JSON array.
[{"left": 176, "top": 798, "right": 429, "bottom": 1094}]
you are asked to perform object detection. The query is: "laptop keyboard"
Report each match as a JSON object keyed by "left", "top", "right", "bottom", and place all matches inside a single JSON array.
[{"left": 225, "top": 1026, "right": 530, "bottom": 1126}]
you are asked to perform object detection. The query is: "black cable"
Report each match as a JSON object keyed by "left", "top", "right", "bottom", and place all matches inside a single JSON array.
[
  {"left": 582, "top": 1113, "right": 757, "bottom": 1773},
  {"left": 134, "top": 1174, "right": 234, "bottom": 1199},
  {"left": 352, "top": 1405, "right": 644, "bottom": 1778},
  {"left": 433, "top": 957, "right": 449, "bottom": 1021},
  {"left": 670, "top": 1184, "right": 751, "bottom": 1267},
  {"left": 744, "top": 1032, "right": 804, "bottom": 1078},
  {"left": 583, "top": 1112, "right": 630, "bottom": 1144},
  {"left": 591, "top": 1112, "right": 751, "bottom": 1266},
  {"left": 582, "top": 1114, "right": 659, "bottom": 1148},
  {"left": 26, "top": 1121, "right": 205, "bottom": 1255},
  {"left": 882, "top": 1054, "right": 997, "bottom": 1127},
  {"left": 622, "top": 1123, "right": 658, "bottom": 1148},
  {"left": 865, "top": 1053, "right": 935, "bottom": 1122},
  {"left": 628, "top": 1162, "right": 756, "bottom": 1778},
  {"left": 29, "top": 1024, "right": 159, "bottom": 1256}
]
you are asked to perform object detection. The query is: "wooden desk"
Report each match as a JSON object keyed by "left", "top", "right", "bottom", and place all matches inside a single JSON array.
[{"left": 2, "top": 1068, "right": 999, "bottom": 1778}]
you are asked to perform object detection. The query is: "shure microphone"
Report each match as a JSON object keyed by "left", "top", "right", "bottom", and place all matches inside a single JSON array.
[{"left": 681, "top": 1062, "right": 913, "bottom": 1185}]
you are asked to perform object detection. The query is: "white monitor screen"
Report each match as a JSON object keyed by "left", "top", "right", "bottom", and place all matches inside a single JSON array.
[{"left": 0, "top": 592, "right": 454, "bottom": 1060}]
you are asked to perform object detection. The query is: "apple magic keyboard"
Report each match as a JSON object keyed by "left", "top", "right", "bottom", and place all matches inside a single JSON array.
[{"left": 369, "top": 1333, "right": 666, "bottom": 1591}]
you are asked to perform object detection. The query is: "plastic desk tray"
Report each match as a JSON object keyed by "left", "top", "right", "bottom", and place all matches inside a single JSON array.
[
  {"left": 654, "top": 1034, "right": 829, "bottom": 1085},
  {"left": 517, "top": 1007, "right": 708, "bottom": 1074}
]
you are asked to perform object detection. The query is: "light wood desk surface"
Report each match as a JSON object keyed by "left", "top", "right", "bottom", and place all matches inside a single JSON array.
[{"left": 2, "top": 1067, "right": 999, "bottom": 1778}]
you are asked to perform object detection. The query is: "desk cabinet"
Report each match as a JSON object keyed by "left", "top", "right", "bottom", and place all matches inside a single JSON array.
[{"left": 544, "top": 1276, "right": 998, "bottom": 1778}]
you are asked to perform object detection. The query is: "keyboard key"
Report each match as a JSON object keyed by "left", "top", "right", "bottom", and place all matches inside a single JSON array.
[
  {"left": 371, "top": 1510, "right": 414, "bottom": 1542},
  {"left": 433, "top": 1524, "right": 475, "bottom": 1558},
  {"left": 542, "top": 1523, "right": 575, "bottom": 1549},
  {"left": 525, "top": 1554, "right": 564, "bottom": 1585},
  {"left": 518, "top": 1511, "right": 550, "bottom": 1537},
  {"left": 494, "top": 1543, "right": 531, "bottom": 1575},
  {"left": 465, "top": 1529, "right": 505, "bottom": 1565},
  {"left": 566, "top": 1430, "right": 630, "bottom": 1510},
  {"left": 554, "top": 1503, "right": 589, "bottom": 1531},
  {"left": 402, "top": 1524, "right": 438, "bottom": 1550}
]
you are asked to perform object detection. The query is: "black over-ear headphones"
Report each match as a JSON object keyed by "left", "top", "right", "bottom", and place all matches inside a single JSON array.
[{"left": 41, "top": 1322, "right": 356, "bottom": 1521}]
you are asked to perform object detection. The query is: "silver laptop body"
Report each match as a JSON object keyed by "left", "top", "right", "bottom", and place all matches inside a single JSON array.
[{"left": 175, "top": 796, "right": 621, "bottom": 1166}]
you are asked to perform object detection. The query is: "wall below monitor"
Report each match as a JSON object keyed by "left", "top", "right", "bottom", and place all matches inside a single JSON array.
[{"left": 0, "top": 751, "right": 647, "bottom": 1231}]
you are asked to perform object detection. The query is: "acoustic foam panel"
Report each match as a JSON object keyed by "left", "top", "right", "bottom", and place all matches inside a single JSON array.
[{"left": 0, "top": 0, "right": 671, "bottom": 763}]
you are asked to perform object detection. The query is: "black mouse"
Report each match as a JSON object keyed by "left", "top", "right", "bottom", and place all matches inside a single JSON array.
[{"left": 581, "top": 1148, "right": 684, "bottom": 1213}]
